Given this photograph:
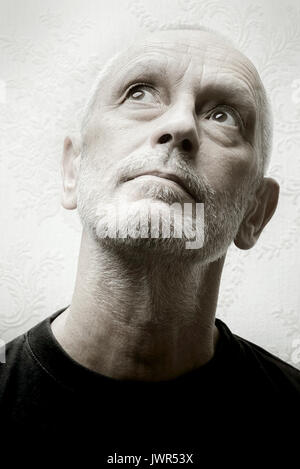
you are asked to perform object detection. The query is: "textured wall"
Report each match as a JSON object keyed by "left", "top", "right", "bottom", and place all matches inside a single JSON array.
[{"left": 0, "top": 0, "right": 300, "bottom": 368}]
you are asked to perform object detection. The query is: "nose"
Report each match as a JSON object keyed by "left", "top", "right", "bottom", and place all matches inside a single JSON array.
[{"left": 150, "top": 101, "right": 200, "bottom": 157}]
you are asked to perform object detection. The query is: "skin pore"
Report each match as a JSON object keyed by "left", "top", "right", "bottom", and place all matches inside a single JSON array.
[{"left": 51, "top": 30, "right": 279, "bottom": 381}]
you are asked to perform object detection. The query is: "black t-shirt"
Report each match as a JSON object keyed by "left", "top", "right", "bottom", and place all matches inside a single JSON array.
[{"left": 0, "top": 307, "right": 299, "bottom": 465}]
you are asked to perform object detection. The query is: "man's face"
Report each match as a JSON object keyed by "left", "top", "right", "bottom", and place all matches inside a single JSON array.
[{"left": 77, "top": 30, "right": 262, "bottom": 262}]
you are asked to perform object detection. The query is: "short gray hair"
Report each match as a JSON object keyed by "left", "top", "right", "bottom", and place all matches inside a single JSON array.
[{"left": 81, "top": 25, "right": 273, "bottom": 177}]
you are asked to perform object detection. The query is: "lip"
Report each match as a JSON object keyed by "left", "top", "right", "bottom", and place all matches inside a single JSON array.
[{"left": 126, "top": 171, "right": 195, "bottom": 199}]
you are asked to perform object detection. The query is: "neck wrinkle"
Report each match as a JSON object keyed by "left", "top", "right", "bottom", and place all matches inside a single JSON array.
[{"left": 52, "top": 229, "right": 225, "bottom": 381}]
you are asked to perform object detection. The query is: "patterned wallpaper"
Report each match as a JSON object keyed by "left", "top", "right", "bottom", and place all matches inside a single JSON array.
[{"left": 0, "top": 0, "right": 300, "bottom": 368}]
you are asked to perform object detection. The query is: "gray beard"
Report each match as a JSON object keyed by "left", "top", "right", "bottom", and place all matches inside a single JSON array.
[
  {"left": 78, "top": 184, "right": 250, "bottom": 265},
  {"left": 76, "top": 148, "right": 254, "bottom": 264}
]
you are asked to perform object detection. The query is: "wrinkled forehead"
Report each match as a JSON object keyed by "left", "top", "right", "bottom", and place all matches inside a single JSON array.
[{"left": 111, "top": 30, "right": 261, "bottom": 92}]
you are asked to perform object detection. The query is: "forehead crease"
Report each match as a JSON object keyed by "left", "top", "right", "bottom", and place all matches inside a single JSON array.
[
  {"left": 117, "top": 51, "right": 170, "bottom": 73},
  {"left": 113, "top": 50, "right": 193, "bottom": 88},
  {"left": 115, "top": 39, "right": 212, "bottom": 72},
  {"left": 136, "top": 40, "right": 208, "bottom": 54},
  {"left": 226, "top": 66, "right": 259, "bottom": 102},
  {"left": 119, "top": 41, "right": 256, "bottom": 74},
  {"left": 203, "top": 53, "right": 260, "bottom": 100}
]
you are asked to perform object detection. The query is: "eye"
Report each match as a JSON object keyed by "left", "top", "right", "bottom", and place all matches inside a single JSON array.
[
  {"left": 205, "top": 106, "right": 242, "bottom": 127},
  {"left": 125, "top": 84, "right": 159, "bottom": 103}
]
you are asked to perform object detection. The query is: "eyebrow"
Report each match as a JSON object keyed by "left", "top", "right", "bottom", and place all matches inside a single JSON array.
[
  {"left": 111, "top": 58, "right": 169, "bottom": 95},
  {"left": 203, "top": 74, "right": 257, "bottom": 104},
  {"left": 198, "top": 79, "right": 257, "bottom": 122}
]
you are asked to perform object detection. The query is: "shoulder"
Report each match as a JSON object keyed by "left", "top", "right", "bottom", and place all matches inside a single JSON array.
[
  {"left": 216, "top": 318, "right": 300, "bottom": 397},
  {"left": 0, "top": 332, "right": 30, "bottom": 405},
  {"left": 0, "top": 332, "right": 31, "bottom": 378},
  {"left": 233, "top": 331, "right": 300, "bottom": 393},
  {"left": 0, "top": 311, "right": 57, "bottom": 396}
]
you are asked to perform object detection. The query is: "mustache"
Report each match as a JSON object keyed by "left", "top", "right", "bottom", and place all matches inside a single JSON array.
[{"left": 115, "top": 148, "right": 216, "bottom": 203}]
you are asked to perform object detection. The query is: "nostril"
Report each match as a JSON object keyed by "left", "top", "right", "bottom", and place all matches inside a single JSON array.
[
  {"left": 158, "top": 134, "right": 172, "bottom": 144},
  {"left": 181, "top": 139, "right": 192, "bottom": 152}
]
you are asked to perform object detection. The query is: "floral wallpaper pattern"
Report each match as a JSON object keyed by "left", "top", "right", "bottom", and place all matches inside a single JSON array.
[{"left": 0, "top": 0, "right": 299, "bottom": 368}]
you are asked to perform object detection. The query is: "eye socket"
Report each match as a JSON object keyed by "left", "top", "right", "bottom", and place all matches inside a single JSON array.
[
  {"left": 205, "top": 106, "right": 243, "bottom": 128},
  {"left": 125, "top": 83, "right": 159, "bottom": 103}
]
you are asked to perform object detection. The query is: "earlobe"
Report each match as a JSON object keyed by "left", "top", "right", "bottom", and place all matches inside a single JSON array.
[
  {"left": 61, "top": 135, "right": 82, "bottom": 210},
  {"left": 234, "top": 177, "right": 280, "bottom": 250}
]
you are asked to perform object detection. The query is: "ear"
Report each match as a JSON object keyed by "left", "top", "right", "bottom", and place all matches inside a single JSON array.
[
  {"left": 61, "top": 135, "right": 82, "bottom": 210},
  {"left": 234, "top": 177, "right": 280, "bottom": 250}
]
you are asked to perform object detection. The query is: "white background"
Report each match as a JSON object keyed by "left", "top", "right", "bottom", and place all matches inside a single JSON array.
[{"left": 0, "top": 0, "right": 300, "bottom": 368}]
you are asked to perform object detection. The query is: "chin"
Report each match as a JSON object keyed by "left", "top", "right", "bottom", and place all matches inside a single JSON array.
[
  {"left": 92, "top": 207, "right": 214, "bottom": 264},
  {"left": 80, "top": 195, "right": 239, "bottom": 264},
  {"left": 95, "top": 234, "right": 230, "bottom": 266},
  {"left": 95, "top": 197, "right": 200, "bottom": 238}
]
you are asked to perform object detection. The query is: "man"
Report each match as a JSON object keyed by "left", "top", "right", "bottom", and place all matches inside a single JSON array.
[{"left": 0, "top": 27, "right": 299, "bottom": 464}]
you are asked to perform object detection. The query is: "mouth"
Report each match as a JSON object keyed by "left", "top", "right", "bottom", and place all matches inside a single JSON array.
[{"left": 125, "top": 171, "right": 195, "bottom": 200}]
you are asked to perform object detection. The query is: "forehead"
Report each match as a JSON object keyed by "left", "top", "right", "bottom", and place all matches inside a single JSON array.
[{"left": 111, "top": 31, "right": 261, "bottom": 95}]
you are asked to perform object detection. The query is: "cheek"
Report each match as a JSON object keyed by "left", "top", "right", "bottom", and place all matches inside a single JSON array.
[
  {"left": 85, "top": 115, "right": 144, "bottom": 166},
  {"left": 198, "top": 136, "right": 257, "bottom": 192},
  {"left": 82, "top": 117, "right": 143, "bottom": 194}
]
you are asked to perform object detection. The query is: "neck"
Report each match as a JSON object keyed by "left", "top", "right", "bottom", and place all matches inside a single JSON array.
[{"left": 52, "top": 230, "right": 225, "bottom": 381}]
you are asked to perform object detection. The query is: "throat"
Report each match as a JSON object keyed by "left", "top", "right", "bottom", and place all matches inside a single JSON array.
[{"left": 51, "top": 231, "right": 224, "bottom": 381}]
